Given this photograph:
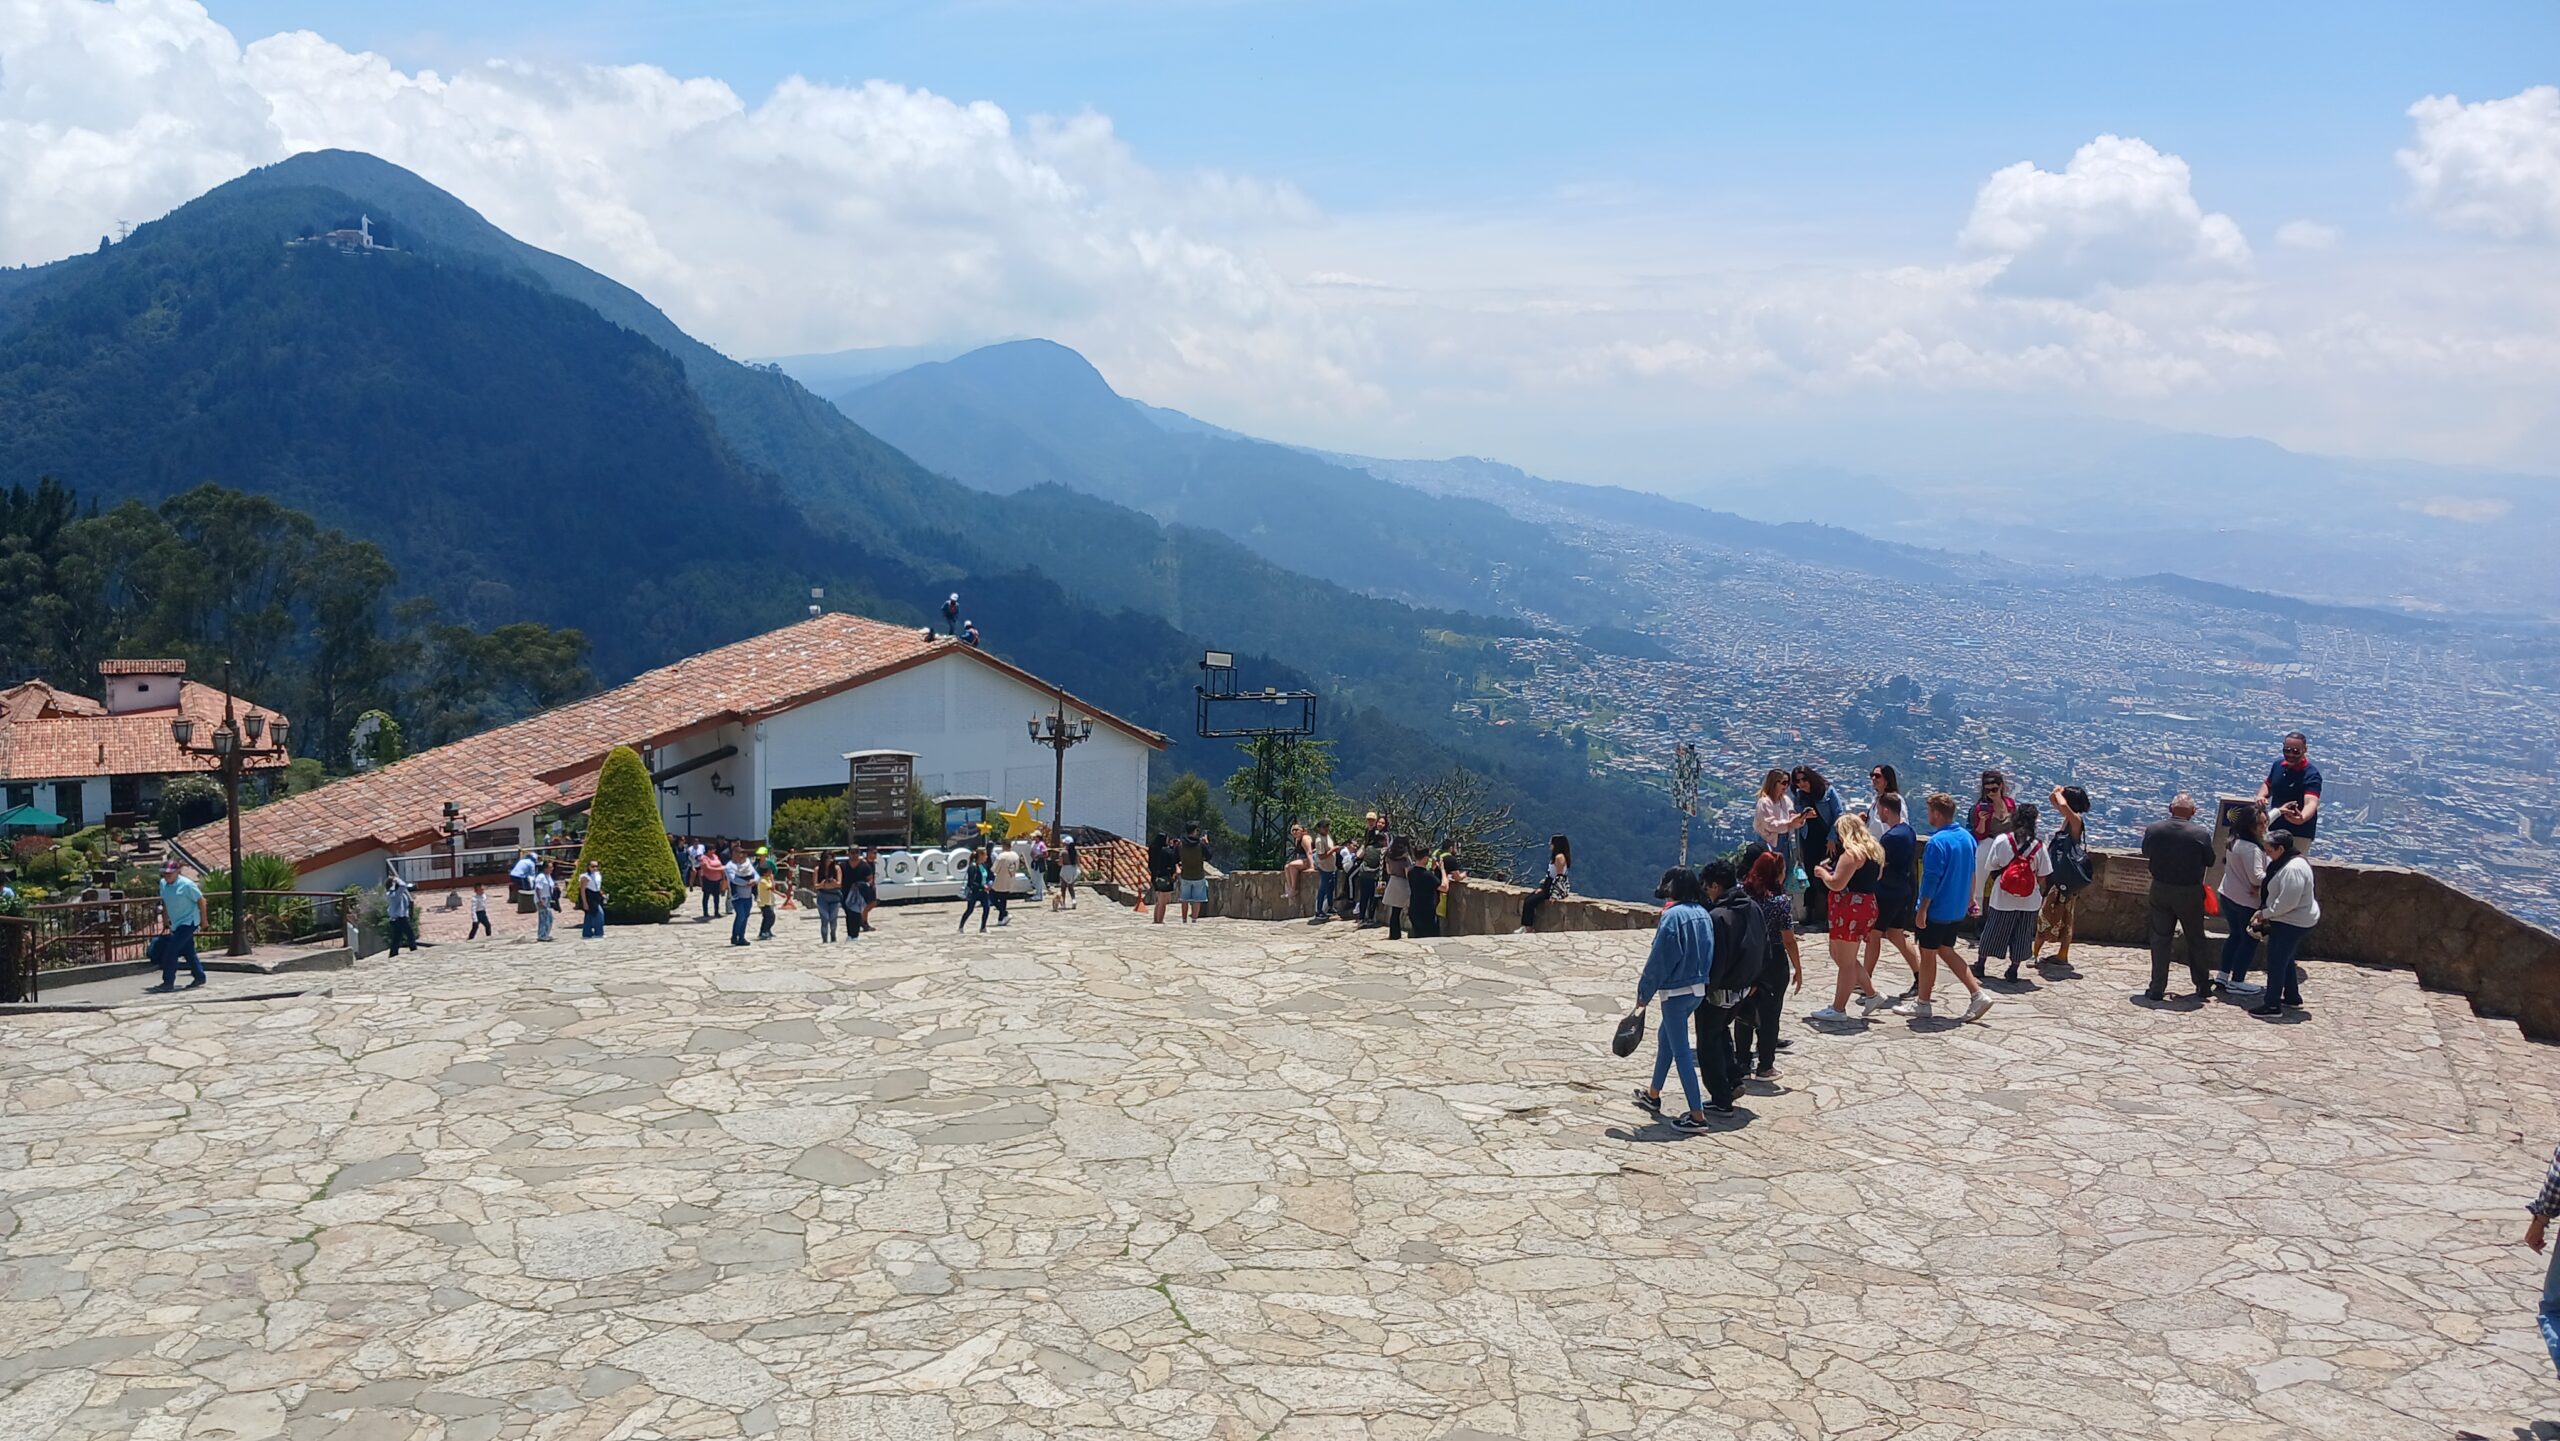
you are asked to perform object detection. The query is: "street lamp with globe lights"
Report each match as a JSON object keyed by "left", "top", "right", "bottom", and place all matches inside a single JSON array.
[
  {"left": 169, "top": 664, "right": 290, "bottom": 956},
  {"left": 1027, "top": 697, "right": 1094, "bottom": 842}
]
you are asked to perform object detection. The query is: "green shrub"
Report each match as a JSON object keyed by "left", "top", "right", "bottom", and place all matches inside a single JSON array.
[
  {"left": 574, "top": 746, "right": 683, "bottom": 924},
  {"left": 202, "top": 853, "right": 310, "bottom": 941},
  {"left": 767, "top": 795, "right": 845, "bottom": 854},
  {"left": 158, "top": 774, "right": 227, "bottom": 835}
]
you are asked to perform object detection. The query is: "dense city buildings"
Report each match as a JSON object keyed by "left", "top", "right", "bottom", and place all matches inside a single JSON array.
[{"left": 1463, "top": 507, "right": 2560, "bottom": 926}]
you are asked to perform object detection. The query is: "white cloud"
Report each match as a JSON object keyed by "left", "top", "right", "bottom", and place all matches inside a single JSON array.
[
  {"left": 1959, "top": 134, "right": 2249, "bottom": 294},
  {"left": 2274, "top": 220, "right": 2338, "bottom": 250},
  {"left": 2399, "top": 86, "right": 2560, "bottom": 241}
]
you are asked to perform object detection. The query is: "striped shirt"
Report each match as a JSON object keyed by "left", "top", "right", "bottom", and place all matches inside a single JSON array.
[{"left": 2531, "top": 1143, "right": 2560, "bottom": 1220}]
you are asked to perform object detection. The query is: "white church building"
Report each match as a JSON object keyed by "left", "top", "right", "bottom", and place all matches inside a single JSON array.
[{"left": 187, "top": 613, "right": 1164, "bottom": 891}]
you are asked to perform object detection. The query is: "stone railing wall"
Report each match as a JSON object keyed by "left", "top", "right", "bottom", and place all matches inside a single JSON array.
[
  {"left": 2064, "top": 848, "right": 2560, "bottom": 1040},
  {"left": 1205, "top": 870, "right": 1658, "bottom": 936},
  {"left": 1207, "top": 854, "right": 2560, "bottom": 1043}
]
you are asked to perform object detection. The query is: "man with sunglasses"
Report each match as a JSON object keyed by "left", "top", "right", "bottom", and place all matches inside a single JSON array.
[{"left": 2253, "top": 731, "right": 2323, "bottom": 855}]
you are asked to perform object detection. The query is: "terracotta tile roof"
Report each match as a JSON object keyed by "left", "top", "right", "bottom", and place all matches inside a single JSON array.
[
  {"left": 0, "top": 680, "right": 288, "bottom": 783},
  {"left": 97, "top": 659, "right": 187, "bottom": 675},
  {"left": 184, "top": 613, "right": 1166, "bottom": 871},
  {"left": 1062, "top": 827, "right": 1151, "bottom": 893},
  {"left": 1, "top": 681, "right": 105, "bottom": 719}
]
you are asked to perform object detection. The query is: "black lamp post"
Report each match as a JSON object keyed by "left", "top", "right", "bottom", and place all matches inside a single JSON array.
[
  {"left": 169, "top": 664, "right": 290, "bottom": 956},
  {"left": 440, "top": 800, "right": 466, "bottom": 907},
  {"left": 1027, "top": 693, "right": 1094, "bottom": 842}
]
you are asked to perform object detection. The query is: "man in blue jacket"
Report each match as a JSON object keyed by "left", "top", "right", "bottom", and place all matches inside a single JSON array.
[
  {"left": 1631, "top": 867, "right": 1720, "bottom": 1131},
  {"left": 1881, "top": 794, "right": 1993, "bottom": 1024},
  {"left": 146, "top": 859, "right": 206, "bottom": 993}
]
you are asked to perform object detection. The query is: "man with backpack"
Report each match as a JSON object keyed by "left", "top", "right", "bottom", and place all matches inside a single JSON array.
[{"left": 1701, "top": 859, "right": 1777, "bottom": 1097}]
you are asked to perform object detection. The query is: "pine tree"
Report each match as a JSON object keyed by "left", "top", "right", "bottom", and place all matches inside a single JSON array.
[{"left": 575, "top": 746, "right": 684, "bottom": 924}]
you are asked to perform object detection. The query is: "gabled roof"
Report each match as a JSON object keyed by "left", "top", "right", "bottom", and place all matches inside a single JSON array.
[
  {"left": 0, "top": 679, "right": 288, "bottom": 782},
  {"left": 184, "top": 612, "right": 1166, "bottom": 870}
]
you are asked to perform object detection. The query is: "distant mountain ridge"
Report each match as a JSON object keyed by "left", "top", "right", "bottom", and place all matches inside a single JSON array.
[{"left": 839, "top": 340, "right": 1626, "bottom": 623}]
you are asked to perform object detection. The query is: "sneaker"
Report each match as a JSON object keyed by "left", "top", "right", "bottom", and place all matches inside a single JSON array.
[
  {"left": 1669, "top": 1112, "right": 1713, "bottom": 1132},
  {"left": 2248, "top": 1002, "right": 2284, "bottom": 1017},
  {"left": 2224, "top": 978, "right": 2263, "bottom": 995},
  {"left": 1961, "top": 993, "right": 1994, "bottom": 1023},
  {"left": 1704, "top": 1100, "right": 1737, "bottom": 1116},
  {"left": 1896, "top": 998, "right": 1934, "bottom": 1019},
  {"left": 1752, "top": 1066, "right": 1777, "bottom": 1081},
  {"left": 1806, "top": 1006, "right": 1851, "bottom": 1023},
  {"left": 141, "top": 983, "right": 176, "bottom": 994},
  {"left": 1630, "top": 1088, "right": 1662, "bottom": 1114}
]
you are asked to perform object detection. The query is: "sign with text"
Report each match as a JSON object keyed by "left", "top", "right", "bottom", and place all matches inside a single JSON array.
[{"left": 844, "top": 750, "right": 916, "bottom": 844}]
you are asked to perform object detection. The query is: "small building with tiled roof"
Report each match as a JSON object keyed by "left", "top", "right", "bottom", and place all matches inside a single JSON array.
[
  {"left": 0, "top": 662, "right": 288, "bottom": 831},
  {"left": 182, "top": 613, "right": 1166, "bottom": 891}
]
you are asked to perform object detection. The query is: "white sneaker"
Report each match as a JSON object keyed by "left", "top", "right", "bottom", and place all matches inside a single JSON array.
[
  {"left": 1854, "top": 992, "right": 1889, "bottom": 1016},
  {"left": 1807, "top": 1006, "right": 1850, "bottom": 1023},
  {"left": 1962, "top": 993, "right": 1994, "bottom": 1023},
  {"left": 2223, "top": 977, "right": 2262, "bottom": 994},
  {"left": 1898, "top": 999, "right": 1934, "bottom": 1019}
]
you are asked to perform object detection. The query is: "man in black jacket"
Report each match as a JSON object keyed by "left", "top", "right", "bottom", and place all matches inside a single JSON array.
[
  {"left": 1704, "top": 859, "right": 1786, "bottom": 1086},
  {"left": 1691, "top": 860, "right": 1769, "bottom": 1112}
]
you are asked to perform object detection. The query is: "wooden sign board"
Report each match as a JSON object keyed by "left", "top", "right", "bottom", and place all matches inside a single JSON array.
[{"left": 844, "top": 750, "right": 916, "bottom": 844}]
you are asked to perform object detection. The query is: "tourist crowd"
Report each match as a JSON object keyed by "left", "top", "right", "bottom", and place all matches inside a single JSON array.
[{"left": 1626, "top": 732, "right": 2330, "bottom": 1127}]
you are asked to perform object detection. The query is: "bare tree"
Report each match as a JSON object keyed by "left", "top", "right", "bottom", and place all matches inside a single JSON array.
[{"left": 1369, "top": 767, "right": 1522, "bottom": 879}]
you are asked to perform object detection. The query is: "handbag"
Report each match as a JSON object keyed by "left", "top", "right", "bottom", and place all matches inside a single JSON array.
[{"left": 1611, "top": 1007, "right": 1647, "bottom": 1058}]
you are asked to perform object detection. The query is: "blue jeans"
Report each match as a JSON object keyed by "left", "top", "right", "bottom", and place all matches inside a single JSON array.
[
  {"left": 2260, "top": 920, "right": 2310, "bottom": 1006},
  {"left": 1649, "top": 991, "right": 1705, "bottom": 1115},
  {"left": 536, "top": 905, "right": 554, "bottom": 941},
  {"left": 2218, "top": 901, "right": 2259, "bottom": 979},
  {"left": 731, "top": 897, "right": 753, "bottom": 943},
  {"left": 582, "top": 904, "right": 605, "bottom": 938},
  {"left": 2540, "top": 1241, "right": 2560, "bottom": 1378},
  {"left": 157, "top": 924, "right": 205, "bottom": 986},
  {"left": 818, "top": 893, "right": 841, "bottom": 941},
  {"left": 1315, "top": 869, "right": 1337, "bottom": 915}
]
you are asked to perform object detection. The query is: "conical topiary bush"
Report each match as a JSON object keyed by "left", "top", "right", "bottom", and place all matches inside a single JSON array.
[{"left": 575, "top": 745, "right": 685, "bottom": 924}]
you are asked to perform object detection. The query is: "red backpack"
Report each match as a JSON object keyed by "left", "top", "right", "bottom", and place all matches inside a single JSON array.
[{"left": 1997, "top": 839, "right": 2043, "bottom": 897}]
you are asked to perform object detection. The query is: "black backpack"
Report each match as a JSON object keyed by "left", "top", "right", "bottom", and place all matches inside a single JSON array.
[
  {"left": 2048, "top": 827, "right": 2093, "bottom": 895},
  {"left": 1705, "top": 897, "right": 1766, "bottom": 998}
]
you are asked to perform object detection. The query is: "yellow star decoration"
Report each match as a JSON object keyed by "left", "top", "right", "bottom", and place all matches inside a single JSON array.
[{"left": 998, "top": 798, "right": 1045, "bottom": 840}]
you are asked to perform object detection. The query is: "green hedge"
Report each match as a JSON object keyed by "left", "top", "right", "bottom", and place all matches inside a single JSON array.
[{"left": 574, "top": 746, "right": 683, "bottom": 924}]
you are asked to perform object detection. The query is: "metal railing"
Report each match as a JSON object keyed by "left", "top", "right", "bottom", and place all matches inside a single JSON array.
[
  {"left": 389, "top": 842, "right": 581, "bottom": 886},
  {"left": 10, "top": 890, "right": 353, "bottom": 975}
]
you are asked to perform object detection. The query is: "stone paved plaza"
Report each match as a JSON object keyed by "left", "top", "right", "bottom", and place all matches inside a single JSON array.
[{"left": 4, "top": 899, "right": 2558, "bottom": 1440}]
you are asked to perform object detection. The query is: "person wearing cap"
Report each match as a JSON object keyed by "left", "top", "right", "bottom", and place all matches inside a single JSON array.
[
  {"left": 2247, "top": 826, "right": 2320, "bottom": 1016},
  {"left": 2137, "top": 794, "right": 2218, "bottom": 1002},
  {"left": 384, "top": 866, "right": 418, "bottom": 957},
  {"left": 145, "top": 860, "right": 207, "bottom": 993},
  {"left": 943, "top": 592, "right": 961, "bottom": 635}
]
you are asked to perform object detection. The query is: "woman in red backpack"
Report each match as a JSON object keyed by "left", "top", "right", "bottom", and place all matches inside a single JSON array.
[{"left": 1974, "top": 804, "right": 2050, "bottom": 983}]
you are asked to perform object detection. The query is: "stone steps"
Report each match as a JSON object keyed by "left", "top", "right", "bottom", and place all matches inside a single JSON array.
[{"left": 2419, "top": 982, "right": 2560, "bottom": 1144}]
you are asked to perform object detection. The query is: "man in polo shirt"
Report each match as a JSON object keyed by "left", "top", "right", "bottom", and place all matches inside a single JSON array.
[
  {"left": 145, "top": 859, "right": 206, "bottom": 993},
  {"left": 1883, "top": 794, "right": 1992, "bottom": 1024},
  {"left": 2253, "top": 731, "right": 2323, "bottom": 855}
]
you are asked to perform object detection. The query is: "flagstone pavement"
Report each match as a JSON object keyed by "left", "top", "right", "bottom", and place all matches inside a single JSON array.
[{"left": 3, "top": 899, "right": 2557, "bottom": 1441}]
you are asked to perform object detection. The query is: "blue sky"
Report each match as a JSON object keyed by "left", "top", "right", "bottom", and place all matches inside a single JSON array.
[
  {"left": 8, "top": 2, "right": 2559, "bottom": 479},
  {"left": 201, "top": 0, "right": 2552, "bottom": 237}
]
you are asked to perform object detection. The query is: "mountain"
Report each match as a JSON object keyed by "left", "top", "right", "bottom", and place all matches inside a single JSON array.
[
  {"left": 1665, "top": 418, "right": 2560, "bottom": 619},
  {"left": 1323, "top": 453, "right": 1981, "bottom": 587},
  {"left": 761, "top": 343, "right": 990, "bottom": 397},
  {"left": 0, "top": 152, "right": 1681, "bottom": 898},
  {"left": 840, "top": 340, "right": 1626, "bottom": 622},
  {"left": 208, "top": 151, "right": 974, "bottom": 560}
]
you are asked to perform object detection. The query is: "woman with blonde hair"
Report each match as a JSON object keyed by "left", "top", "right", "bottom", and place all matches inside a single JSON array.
[
  {"left": 1752, "top": 769, "right": 1808, "bottom": 914},
  {"left": 1808, "top": 811, "right": 1887, "bottom": 1022}
]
